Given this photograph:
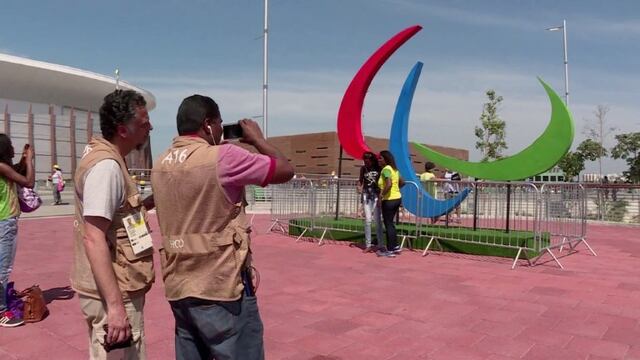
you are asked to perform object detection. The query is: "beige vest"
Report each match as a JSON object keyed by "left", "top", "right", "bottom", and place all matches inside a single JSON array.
[
  {"left": 152, "top": 136, "right": 250, "bottom": 302},
  {"left": 70, "top": 137, "right": 155, "bottom": 299}
]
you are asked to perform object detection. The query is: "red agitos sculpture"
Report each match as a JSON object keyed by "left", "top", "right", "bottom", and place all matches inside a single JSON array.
[{"left": 336, "top": 25, "right": 422, "bottom": 160}]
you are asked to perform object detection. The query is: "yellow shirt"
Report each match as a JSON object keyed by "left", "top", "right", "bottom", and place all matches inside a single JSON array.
[
  {"left": 419, "top": 172, "right": 437, "bottom": 197},
  {"left": 378, "top": 165, "right": 401, "bottom": 201}
]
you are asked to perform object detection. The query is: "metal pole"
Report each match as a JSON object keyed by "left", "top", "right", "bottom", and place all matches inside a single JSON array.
[
  {"left": 335, "top": 146, "right": 343, "bottom": 220},
  {"left": 473, "top": 180, "right": 479, "bottom": 231},
  {"left": 562, "top": 19, "right": 569, "bottom": 106},
  {"left": 505, "top": 183, "right": 512, "bottom": 233},
  {"left": 262, "top": 0, "right": 269, "bottom": 139}
]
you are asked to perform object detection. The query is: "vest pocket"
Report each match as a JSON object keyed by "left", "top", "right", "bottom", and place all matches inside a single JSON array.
[{"left": 114, "top": 236, "right": 155, "bottom": 292}]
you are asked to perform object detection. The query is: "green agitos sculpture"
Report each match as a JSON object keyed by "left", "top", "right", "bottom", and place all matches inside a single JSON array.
[{"left": 413, "top": 78, "right": 574, "bottom": 181}]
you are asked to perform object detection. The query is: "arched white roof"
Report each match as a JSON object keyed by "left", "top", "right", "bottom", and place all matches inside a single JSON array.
[{"left": 0, "top": 53, "right": 156, "bottom": 111}]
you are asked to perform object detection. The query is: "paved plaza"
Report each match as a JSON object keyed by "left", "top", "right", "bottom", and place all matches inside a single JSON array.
[{"left": 1, "top": 204, "right": 640, "bottom": 359}]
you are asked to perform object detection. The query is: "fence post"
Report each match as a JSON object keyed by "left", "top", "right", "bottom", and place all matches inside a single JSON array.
[
  {"left": 473, "top": 180, "right": 479, "bottom": 231},
  {"left": 505, "top": 183, "right": 512, "bottom": 233}
]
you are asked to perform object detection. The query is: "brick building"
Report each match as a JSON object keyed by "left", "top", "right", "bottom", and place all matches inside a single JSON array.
[{"left": 266, "top": 131, "right": 468, "bottom": 177}]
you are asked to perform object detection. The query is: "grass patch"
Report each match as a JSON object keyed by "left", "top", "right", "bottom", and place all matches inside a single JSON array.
[{"left": 288, "top": 217, "right": 549, "bottom": 259}]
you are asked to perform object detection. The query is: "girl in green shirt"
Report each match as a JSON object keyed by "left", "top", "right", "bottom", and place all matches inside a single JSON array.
[{"left": 0, "top": 134, "right": 35, "bottom": 327}]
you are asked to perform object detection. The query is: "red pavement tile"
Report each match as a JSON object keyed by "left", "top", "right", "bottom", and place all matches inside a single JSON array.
[
  {"left": 3, "top": 216, "right": 640, "bottom": 359},
  {"left": 2, "top": 333, "right": 78, "bottom": 360},
  {"left": 553, "top": 318, "right": 610, "bottom": 339},
  {"left": 471, "top": 319, "right": 527, "bottom": 338},
  {"left": 486, "top": 355, "right": 520, "bottom": 360},
  {"left": 429, "top": 327, "right": 487, "bottom": 348},
  {"left": 0, "top": 348, "right": 17, "bottom": 360},
  {"left": 145, "top": 340, "right": 175, "bottom": 360},
  {"left": 305, "top": 318, "right": 362, "bottom": 335},
  {"left": 514, "top": 324, "right": 574, "bottom": 347},
  {"left": 625, "top": 346, "right": 640, "bottom": 360},
  {"left": 349, "top": 311, "right": 405, "bottom": 329},
  {"left": 565, "top": 336, "right": 629, "bottom": 358},
  {"left": 587, "top": 355, "right": 621, "bottom": 360},
  {"left": 18, "top": 343, "right": 85, "bottom": 360},
  {"left": 289, "top": 331, "right": 355, "bottom": 355},
  {"left": 328, "top": 341, "right": 401, "bottom": 360},
  {"left": 601, "top": 326, "right": 640, "bottom": 347},
  {"left": 472, "top": 335, "right": 535, "bottom": 358},
  {"left": 429, "top": 345, "right": 491, "bottom": 360},
  {"left": 265, "top": 322, "right": 317, "bottom": 343},
  {"left": 521, "top": 343, "right": 586, "bottom": 360}
]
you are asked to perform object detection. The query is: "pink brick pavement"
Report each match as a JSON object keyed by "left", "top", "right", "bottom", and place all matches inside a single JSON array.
[{"left": 0, "top": 214, "right": 639, "bottom": 359}]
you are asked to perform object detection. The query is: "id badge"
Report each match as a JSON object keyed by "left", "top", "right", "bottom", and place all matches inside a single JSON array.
[{"left": 123, "top": 211, "right": 153, "bottom": 254}]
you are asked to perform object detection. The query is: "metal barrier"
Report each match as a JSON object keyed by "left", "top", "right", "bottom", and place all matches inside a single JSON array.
[
  {"left": 311, "top": 178, "right": 362, "bottom": 245},
  {"left": 267, "top": 179, "right": 314, "bottom": 239},
  {"left": 583, "top": 184, "right": 640, "bottom": 224},
  {"left": 266, "top": 177, "right": 594, "bottom": 269},
  {"left": 396, "top": 181, "right": 423, "bottom": 250},
  {"left": 536, "top": 183, "right": 596, "bottom": 269},
  {"left": 266, "top": 178, "right": 421, "bottom": 247},
  {"left": 418, "top": 181, "right": 542, "bottom": 269}
]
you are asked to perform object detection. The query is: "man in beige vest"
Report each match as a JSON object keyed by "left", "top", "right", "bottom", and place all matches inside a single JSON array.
[
  {"left": 152, "top": 95, "right": 293, "bottom": 360},
  {"left": 71, "top": 90, "right": 155, "bottom": 359}
]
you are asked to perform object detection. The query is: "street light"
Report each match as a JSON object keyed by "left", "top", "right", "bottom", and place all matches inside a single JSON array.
[
  {"left": 262, "top": 0, "right": 269, "bottom": 139},
  {"left": 546, "top": 19, "right": 569, "bottom": 106},
  {"left": 114, "top": 68, "right": 120, "bottom": 90}
]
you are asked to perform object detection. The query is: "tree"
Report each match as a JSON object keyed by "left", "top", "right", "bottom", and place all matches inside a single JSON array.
[
  {"left": 556, "top": 139, "right": 607, "bottom": 181},
  {"left": 611, "top": 132, "right": 640, "bottom": 183},
  {"left": 577, "top": 139, "right": 607, "bottom": 162},
  {"left": 557, "top": 151, "right": 585, "bottom": 181},
  {"left": 583, "top": 105, "right": 616, "bottom": 178},
  {"left": 475, "top": 89, "right": 507, "bottom": 161}
]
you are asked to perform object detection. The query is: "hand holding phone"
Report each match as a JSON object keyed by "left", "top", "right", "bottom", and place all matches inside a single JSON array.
[
  {"left": 237, "top": 119, "right": 265, "bottom": 146},
  {"left": 223, "top": 123, "right": 243, "bottom": 141},
  {"left": 102, "top": 324, "right": 133, "bottom": 352},
  {"left": 22, "top": 144, "right": 33, "bottom": 160}
]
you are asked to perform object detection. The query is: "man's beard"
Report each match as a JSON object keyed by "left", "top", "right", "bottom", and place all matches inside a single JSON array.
[{"left": 135, "top": 136, "right": 148, "bottom": 151}]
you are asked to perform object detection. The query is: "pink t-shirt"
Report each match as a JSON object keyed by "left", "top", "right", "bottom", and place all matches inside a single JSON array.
[{"left": 217, "top": 144, "right": 275, "bottom": 204}]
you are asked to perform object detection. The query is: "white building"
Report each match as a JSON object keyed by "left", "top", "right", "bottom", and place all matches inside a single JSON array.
[{"left": 0, "top": 53, "right": 155, "bottom": 180}]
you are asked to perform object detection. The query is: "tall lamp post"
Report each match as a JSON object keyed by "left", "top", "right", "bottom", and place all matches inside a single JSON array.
[
  {"left": 262, "top": 0, "right": 269, "bottom": 139},
  {"left": 546, "top": 19, "right": 569, "bottom": 106}
]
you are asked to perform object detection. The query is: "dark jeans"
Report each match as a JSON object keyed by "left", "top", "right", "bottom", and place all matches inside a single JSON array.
[
  {"left": 170, "top": 295, "right": 264, "bottom": 360},
  {"left": 381, "top": 199, "right": 401, "bottom": 250}
]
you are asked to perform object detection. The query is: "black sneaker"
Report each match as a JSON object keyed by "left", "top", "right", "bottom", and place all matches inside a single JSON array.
[
  {"left": 391, "top": 246, "right": 402, "bottom": 254},
  {"left": 0, "top": 311, "right": 24, "bottom": 328},
  {"left": 375, "top": 250, "right": 396, "bottom": 258}
]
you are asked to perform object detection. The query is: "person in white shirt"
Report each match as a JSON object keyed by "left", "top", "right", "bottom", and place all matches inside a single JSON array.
[
  {"left": 443, "top": 169, "right": 462, "bottom": 223},
  {"left": 50, "top": 165, "right": 63, "bottom": 205}
]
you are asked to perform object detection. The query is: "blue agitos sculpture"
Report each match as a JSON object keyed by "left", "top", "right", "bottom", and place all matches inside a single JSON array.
[{"left": 389, "top": 62, "right": 471, "bottom": 217}]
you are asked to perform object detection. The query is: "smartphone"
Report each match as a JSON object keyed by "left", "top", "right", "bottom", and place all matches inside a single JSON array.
[{"left": 223, "top": 123, "right": 243, "bottom": 140}]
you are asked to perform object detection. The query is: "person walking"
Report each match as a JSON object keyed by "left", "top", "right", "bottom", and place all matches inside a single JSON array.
[
  {"left": 51, "top": 164, "right": 64, "bottom": 205},
  {"left": 151, "top": 95, "right": 294, "bottom": 360},
  {"left": 444, "top": 168, "right": 462, "bottom": 223},
  {"left": 0, "top": 136, "right": 35, "bottom": 327},
  {"left": 70, "top": 90, "right": 155, "bottom": 359},
  {"left": 420, "top": 162, "right": 440, "bottom": 224},
  {"left": 358, "top": 151, "right": 384, "bottom": 253},
  {"left": 377, "top": 150, "right": 404, "bottom": 257}
]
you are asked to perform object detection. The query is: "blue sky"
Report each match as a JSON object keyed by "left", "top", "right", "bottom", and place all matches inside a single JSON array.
[{"left": 2, "top": 0, "right": 639, "bottom": 173}]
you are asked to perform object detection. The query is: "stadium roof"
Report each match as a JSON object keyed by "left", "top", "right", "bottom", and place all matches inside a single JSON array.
[{"left": 0, "top": 53, "right": 156, "bottom": 111}]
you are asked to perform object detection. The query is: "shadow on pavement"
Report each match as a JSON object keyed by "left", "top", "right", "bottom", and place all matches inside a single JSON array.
[{"left": 43, "top": 286, "right": 76, "bottom": 304}]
